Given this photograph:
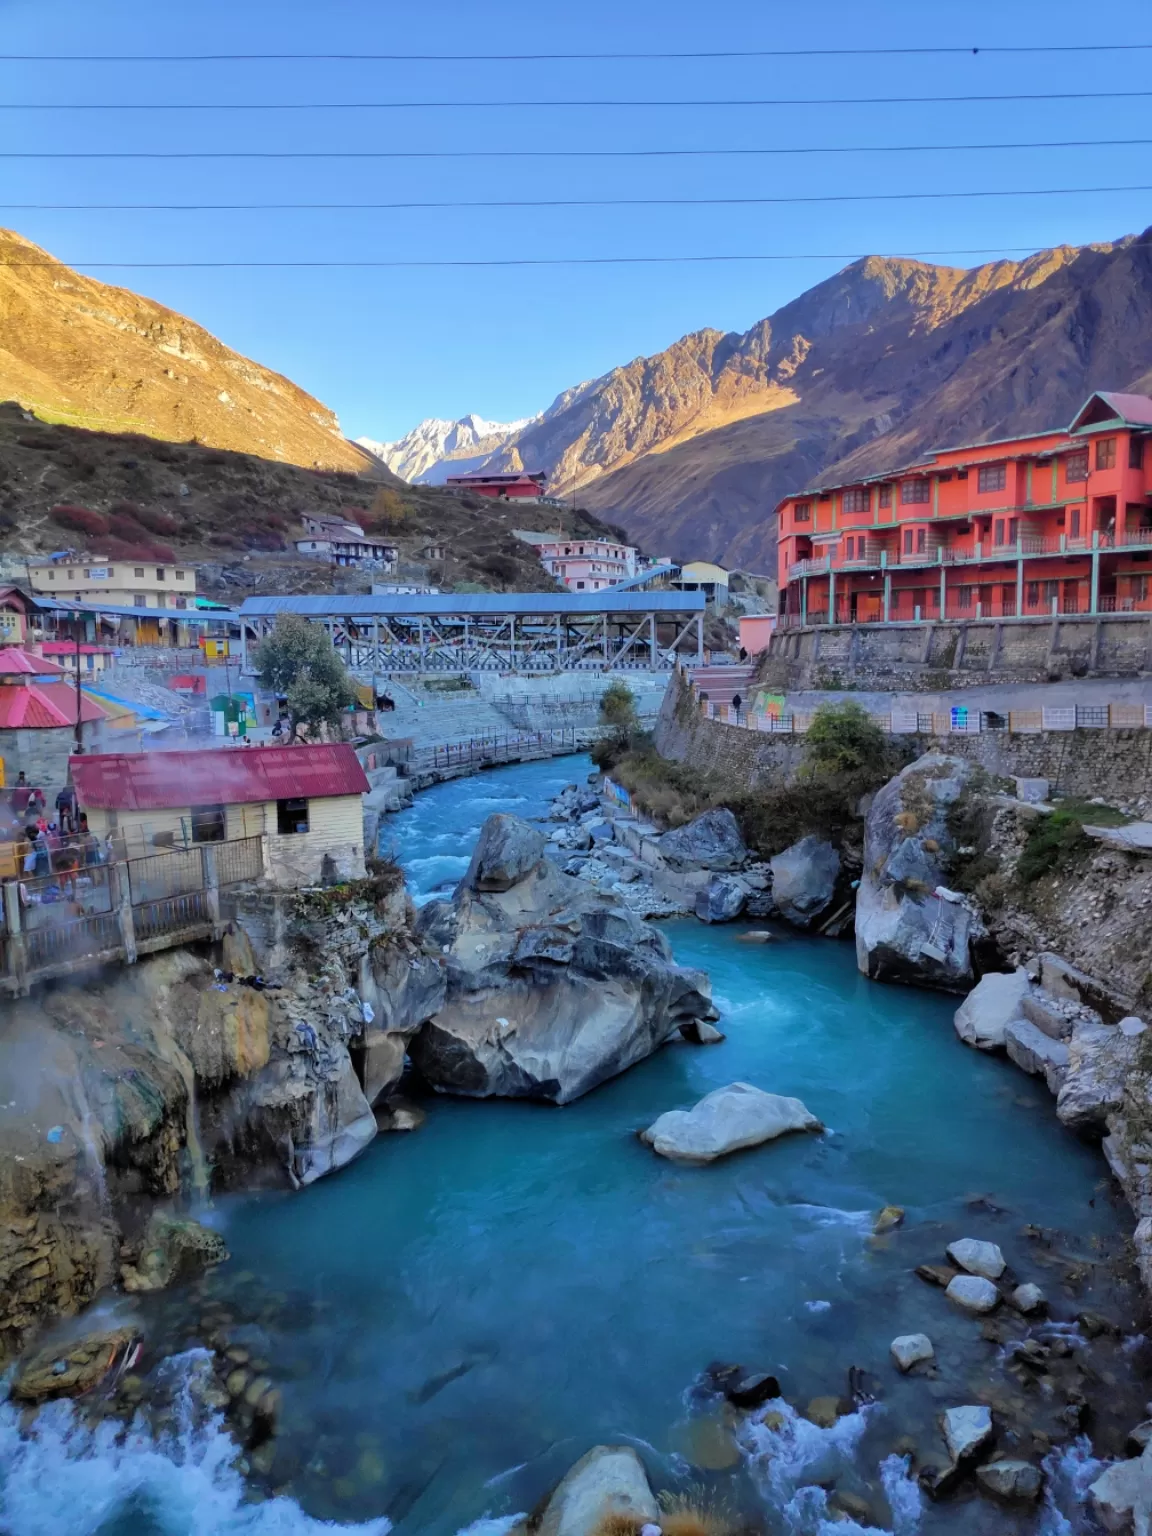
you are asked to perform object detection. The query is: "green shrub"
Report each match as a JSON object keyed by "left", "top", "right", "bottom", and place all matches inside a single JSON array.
[
  {"left": 802, "top": 699, "right": 892, "bottom": 787},
  {"left": 1017, "top": 799, "right": 1130, "bottom": 884}
]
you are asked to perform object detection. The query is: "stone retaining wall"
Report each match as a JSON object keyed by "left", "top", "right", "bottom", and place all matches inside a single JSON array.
[
  {"left": 761, "top": 615, "right": 1152, "bottom": 693},
  {"left": 655, "top": 672, "right": 1152, "bottom": 803}
]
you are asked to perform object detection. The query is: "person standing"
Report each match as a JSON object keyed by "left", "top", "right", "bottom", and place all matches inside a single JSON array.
[{"left": 56, "top": 781, "right": 78, "bottom": 835}]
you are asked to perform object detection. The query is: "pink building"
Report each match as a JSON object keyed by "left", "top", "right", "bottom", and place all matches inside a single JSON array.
[{"left": 534, "top": 538, "right": 638, "bottom": 592}]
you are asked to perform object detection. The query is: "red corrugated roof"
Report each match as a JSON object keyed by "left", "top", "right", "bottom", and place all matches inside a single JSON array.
[
  {"left": 0, "top": 683, "right": 109, "bottom": 728},
  {"left": 0, "top": 648, "right": 69, "bottom": 676},
  {"left": 70, "top": 742, "right": 370, "bottom": 810},
  {"left": 41, "top": 642, "right": 116, "bottom": 656}
]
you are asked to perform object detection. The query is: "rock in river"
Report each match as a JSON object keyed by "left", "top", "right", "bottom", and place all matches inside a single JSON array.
[
  {"left": 856, "top": 754, "right": 985, "bottom": 991},
  {"left": 411, "top": 814, "right": 718, "bottom": 1104},
  {"left": 946, "top": 1275, "right": 1000, "bottom": 1313},
  {"left": 641, "top": 1082, "right": 822, "bottom": 1164},
  {"left": 695, "top": 875, "right": 748, "bottom": 924},
  {"left": 953, "top": 970, "right": 1031, "bottom": 1051},
  {"left": 890, "top": 1334, "right": 934, "bottom": 1372},
  {"left": 534, "top": 1445, "right": 659, "bottom": 1536},
  {"left": 946, "top": 1238, "right": 1006, "bottom": 1280},
  {"left": 769, "top": 836, "right": 840, "bottom": 928},
  {"left": 976, "top": 1460, "right": 1043, "bottom": 1502},
  {"left": 941, "top": 1405, "right": 993, "bottom": 1462},
  {"left": 1090, "top": 1442, "right": 1152, "bottom": 1533}
]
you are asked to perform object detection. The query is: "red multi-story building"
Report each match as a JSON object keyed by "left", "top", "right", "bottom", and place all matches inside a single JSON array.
[
  {"left": 445, "top": 471, "right": 548, "bottom": 501},
  {"left": 775, "top": 392, "right": 1152, "bottom": 627}
]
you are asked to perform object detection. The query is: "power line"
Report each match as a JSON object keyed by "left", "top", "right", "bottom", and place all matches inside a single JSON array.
[
  {"left": 5, "top": 90, "right": 1152, "bottom": 110},
  {"left": 4, "top": 183, "right": 1151, "bottom": 213},
  {"left": 0, "top": 247, "right": 1078, "bottom": 270},
  {"left": 3, "top": 43, "right": 1151, "bottom": 61},
  {"left": 6, "top": 137, "right": 1150, "bottom": 161}
]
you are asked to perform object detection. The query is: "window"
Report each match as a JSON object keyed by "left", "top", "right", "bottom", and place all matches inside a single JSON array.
[
  {"left": 576, "top": 581, "right": 585, "bottom": 589},
  {"left": 190, "top": 805, "right": 226, "bottom": 843},
  {"left": 903, "top": 529, "right": 914, "bottom": 554},
  {"left": 1136, "top": 576, "right": 1150, "bottom": 602},
  {"left": 277, "top": 797, "right": 309, "bottom": 835},
  {"left": 1027, "top": 582, "right": 1040, "bottom": 606},
  {"left": 1009, "top": 517, "right": 1018, "bottom": 543},
  {"left": 878, "top": 485, "right": 892, "bottom": 508},
  {"left": 1130, "top": 438, "right": 1146, "bottom": 470},
  {"left": 134, "top": 567, "right": 145, "bottom": 578},
  {"left": 917, "top": 527, "right": 926, "bottom": 552},
  {"left": 794, "top": 502, "right": 811, "bottom": 523},
  {"left": 47, "top": 570, "right": 55, "bottom": 581},
  {"left": 133, "top": 595, "right": 148, "bottom": 608},
  {"left": 994, "top": 519, "right": 1005, "bottom": 545},
  {"left": 1065, "top": 451, "right": 1089, "bottom": 483},
  {"left": 977, "top": 463, "right": 1007, "bottom": 494},
  {"left": 900, "top": 478, "right": 931, "bottom": 505},
  {"left": 174, "top": 597, "right": 187, "bottom": 610},
  {"left": 1070, "top": 507, "right": 1081, "bottom": 538},
  {"left": 957, "top": 586, "right": 974, "bottom": 608},
  {"left": 1044, "top": 580, "right": 1059, "bottom": 601},
  {"left": 1096, "top": 438, "right": 1117, "bottom": 471},
  {"left": 937, "top": 472, "right": 953, "bottom": 483},
  {"left": 956, "top": 469, "right": 969, "bottom": 480},
  {"left": 155, "top": 567, "right": 166, "bottom": 580},
  {"left": 67, "top": 569, "right": 75, "bottom": 579},
  {"left": 175, "top": 569, "right": 185, "bottom": 580},
  {"left": 842, "top": 487, "right": 868, "bottom": 514}
]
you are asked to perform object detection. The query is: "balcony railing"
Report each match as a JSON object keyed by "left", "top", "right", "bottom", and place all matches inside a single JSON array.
[{"left": 787, "top": 526, "right": 1152, "bottom": 582}]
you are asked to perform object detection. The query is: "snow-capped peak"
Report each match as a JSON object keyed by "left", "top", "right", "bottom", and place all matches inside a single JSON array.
[{"left": 357, "top": 412, "right": 537, "bottom": 484}]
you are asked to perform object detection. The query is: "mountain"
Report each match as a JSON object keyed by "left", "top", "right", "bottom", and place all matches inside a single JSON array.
[
  {"left": 0, "top": 227, "right": 371, "bottom": 474},
  {"left": 360, "top": 412, "right": 536, "bottom": 484},
  {"left": 384, "top": 231, "right": 1152, "bottom": 571}
]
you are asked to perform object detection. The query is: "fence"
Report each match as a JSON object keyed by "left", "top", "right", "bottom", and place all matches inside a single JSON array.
[
  {"left": 414, "top": 727, "right": 593, "bottom": 773},
  {"left": 0, "top": 833, "right": 269, "bottom": 993},
  {"left": 696, "top": 695, "right": 1152, "bottom": 738}
]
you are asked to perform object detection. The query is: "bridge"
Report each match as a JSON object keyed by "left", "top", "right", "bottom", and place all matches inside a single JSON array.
[{"left": 236, "top": 591, "right": 706, "bottom": 677}]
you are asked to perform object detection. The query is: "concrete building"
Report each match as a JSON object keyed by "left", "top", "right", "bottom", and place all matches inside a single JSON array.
[
  {"left": 674, "top": 561, "right": 730, "bottom": 602},
  {"left": 446, "top": 471, "right": 548, "bottom": 502},
  {"left": 513, "top": 532, "right": 639, "bottom": 592},
  {"left": 71, "top": 742, "right": 370, "bottom": 886},
  {"left": 0, "top": 648, "right": 129, "bottom": 786},
  {"left": 40, "top": 642, "right": 116, "bottom": 678},
  {"left": 295, "top": 515, "right": 398, "bottom": 571},
  {"left": 27, "top": 556, "right": 198, "bottom": 612},
  {"left": 776, "top": 391, "right": 1152, "bottom": 627}
]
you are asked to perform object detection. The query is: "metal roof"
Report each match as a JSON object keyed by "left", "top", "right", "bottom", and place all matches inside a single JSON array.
[
  {"left": 239, "top": 591, "right": 706, "bottom": 619},
  {"left": 606, "top": 563, "right": 680, "bottom": 592},
  {"left": 71, "top": 742, "right": 369, "bottom": 811},
  {"left": 36, "top": 598, "right": 243, "bottom": 622}
]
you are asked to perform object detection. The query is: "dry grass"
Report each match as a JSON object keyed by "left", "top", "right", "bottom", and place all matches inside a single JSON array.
[
  {"left": 657, "top": 1488, "right": 738, "bottom": 1536},
  {"left": 592, "top": 1516, "right": 646, "bottom": 1536}
]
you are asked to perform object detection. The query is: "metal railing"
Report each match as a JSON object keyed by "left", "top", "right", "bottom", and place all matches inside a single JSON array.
[
  {"left": 128, "top": 846, "right": 204, "bottom": 904},
  {"left": 134, "top": 891, "right": 211, "bottom": 943},
  {"left": 415, "top": 727, "right": 593, "bottom": 772},
  {"left": 215, "top": 835, "right": 264, "bottom": 887},
  {"left": 25, "top": 913, "right": 121, "bottom": 972},
  {"left": 696, "top": 694, "right": 1152, "bottom": 738}
]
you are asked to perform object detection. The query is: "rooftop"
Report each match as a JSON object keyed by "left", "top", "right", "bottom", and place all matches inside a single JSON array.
[
  {"left": 0, "top": 682, "right": 109, "bottom": 729},
  {"left": 71, "top": 742, "right": 370, "bottom": 811},
  {"left": 0, "top": 647, "right": 69, "bottom": 676},
  {"left": 239, "top": 591, "right": 706, "bottom": 619}
]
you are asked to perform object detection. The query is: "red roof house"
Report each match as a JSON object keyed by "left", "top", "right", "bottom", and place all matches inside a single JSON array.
[{"left": 71, "top": 742, "right": 369, "bottom": 810}]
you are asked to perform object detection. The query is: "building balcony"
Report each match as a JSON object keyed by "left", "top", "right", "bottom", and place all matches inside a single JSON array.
[{"left": 786, "top": 525, "right": 1152, "bottom": 581}]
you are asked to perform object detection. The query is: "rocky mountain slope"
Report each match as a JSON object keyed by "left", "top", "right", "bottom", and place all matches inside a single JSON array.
[
  {"left": 385, "top": 230, "right": 1152, "bottom": 571},
  {"left": 0, "top": 228, "right": 371, "bottom": 474},
  {"left": 0, "top": 403, "right": 620, "bottom": 601}
]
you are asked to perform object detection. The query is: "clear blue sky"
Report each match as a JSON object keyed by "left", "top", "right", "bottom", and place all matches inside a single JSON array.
[{"left": 2, "top": 0, "right": 1151, "bottom": 443}]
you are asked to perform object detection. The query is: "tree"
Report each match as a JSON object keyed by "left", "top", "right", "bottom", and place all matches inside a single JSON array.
[
  {"left": 591, "top": 680, "right": 642, "bottom": 769},
  {"left": 802, "top": 700, "right": 891, "bottom": 786},
  {"left": 252, "top": 613, "right": 357, "bottom": 742},
  {"left": 370, "top": 487, "right": 407, "bottom": 528}
]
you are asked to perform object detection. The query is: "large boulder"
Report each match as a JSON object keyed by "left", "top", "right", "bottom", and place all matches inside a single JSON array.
[
  {"left": 1057, "top": 1017, "right": 1146, "bottom": 1135},
  {"left": 954, "top": 970, "right": 1031, "bottom": 1051},
  {"left": 769, "top": 836, "right": 840, "bottom": 928},
  {"left": 640, "top": 1082, "right": 822, "bottom": 1163},
  {"left": 358, "top": 944, "right": 447, "bottom": 1106},
  {"left": 1005, "top": 1019, "right": 1069, "bottom": 1093},
  {"left": 856, "top": 754, "right": 985, "bottom": 991},
  {"left": 695, "top": 875, "right": 749, "bottom": 923},
  {"left": 657, "top": 808, "right": 748, "bottom": 871},
  {"left": 466, "top": 814, "right": 548, "bottom": 891},
  {"left": 1090, "top": 1442, "right": 1152, "bottom": 1533},
  {"left": 535, "top": 1446, "right": 658, "bottom": 1536},
  {"left": 411, "top": 815, "right": 718, "bottom": 1104},
  {"left": 120, "top": 1210, "right": 228, "bottom": 1293}
]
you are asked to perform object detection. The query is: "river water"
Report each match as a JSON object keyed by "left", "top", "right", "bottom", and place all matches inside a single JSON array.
[{"left": 0, "top": 756, "right": 1143, "bottom": 1535}]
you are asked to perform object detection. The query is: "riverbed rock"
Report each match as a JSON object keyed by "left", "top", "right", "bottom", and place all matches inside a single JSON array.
[
  {"left": 535, "top": 1445, "right": 659, "bottom": 1536},
  {"left": 976, "top": 1460, "right": 1043, "bottom": 1501},
  {"left": 946, "top": 1275, "right": 1001, "bottom": 1313},
  {"left": 679, "top": 1019, "right": 726, "bottom": 1044},
  {"left": 1005, "top": 1019, "right": 1070, "bottom": 1092},
  {"left": 726, "top": 1371, "right": 782, "bottom": 1408},
  {"left": 1057, "top": 1017, "right": 1145, "bottom": 1135},
  {"left": 890, "top": 1334, "right": 934, "bottom": 1372},
  {"left": 1010, "top": 1283, "right": 1046, "bottom": 1314},
  {"left": 874, "top": 1204, "right": 905, "bottom": 1234},
  {"left": 359, "top": 944, "right": 447, "bottom": 1106},
  {"left": 11, "top": 1327, "right": 136, "bottom": 1403},
  {"left": 1090, "top": 1443, "right": 1152, "bottom": 1533},
  {"left": 953, "top": 970, "right": 1031, "bottom": 1051},
  {"left": 941, "top": 1405, "right": 993, "bottom": 1462},
  {"left": 695, "top": 875, "right": 749, "bottom": 923},
  {"left": 410, "top": 814, "right": 718, "bottom": 1104},
  {"left": 769, "top": 837, "right": 840, "bottom": 928},
  {"left": 657, "top": 808, "right": 748, "bottom": 872},
  {"left": 856, "top": 754, "right": 985, "bottom": 991},
  {"left": 120, "top": 1210, "right": 228, "bottom": 1293},
  {"left": 640, "top": 1082, "right": 822, "bottom": 1163},
  {"left": 946, "top": 1238, "right": 1006, "bottom": 1280}
]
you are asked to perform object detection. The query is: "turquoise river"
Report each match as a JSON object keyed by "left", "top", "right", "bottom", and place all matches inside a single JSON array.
[{"left": 0, "top": 755, "right": 1142, "bottom": 1536}]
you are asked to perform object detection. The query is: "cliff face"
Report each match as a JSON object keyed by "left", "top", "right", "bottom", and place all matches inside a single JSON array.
[{"left": 0, "top": 229, "right": 370, "bottom": 472}]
